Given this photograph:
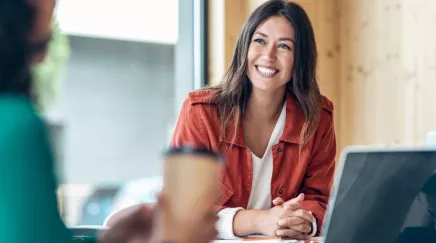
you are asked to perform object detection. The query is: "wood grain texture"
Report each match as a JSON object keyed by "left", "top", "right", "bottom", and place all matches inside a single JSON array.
[
  {"left": 207, "top": 0, "right": 246, "bottom": 86},
  {"left": 338, "top": 0, "right": 436, "bottom": 149},
  {"left": 207, "top": 0, "right": 226, "bottom": 86}
]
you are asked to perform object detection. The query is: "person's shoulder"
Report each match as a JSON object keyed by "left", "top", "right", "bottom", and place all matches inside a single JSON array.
[
  {"left": 0, "top": 94, "right": 44, "bottom": 135},
  {"left": 178, "top": 89, "right": 219, "bottom": 127},
  {"left": 185, "top": 89, "right": 218, "bottom": 106},
  {"left": 320, "top": 95, "right": 334, "bottom": 115},
  {"left": 318, "top": 95, "right": 334, "bottom": 130}
]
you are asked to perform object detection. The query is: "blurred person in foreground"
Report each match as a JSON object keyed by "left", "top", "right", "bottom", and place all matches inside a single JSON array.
[{"left": 0, "top": 0, "right": 217, "bottom": 242}]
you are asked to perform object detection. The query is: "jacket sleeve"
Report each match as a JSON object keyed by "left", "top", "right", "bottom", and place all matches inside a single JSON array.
[
  {"left": 170, "top": 98, "right": 211, "bottom": 150},
  {"left": 300, "top": 113, "right": 337, "bottom": 236}
]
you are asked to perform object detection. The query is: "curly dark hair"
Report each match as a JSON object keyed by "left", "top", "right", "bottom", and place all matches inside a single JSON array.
[{"left": 0, "top": 0, "right": 35, "bottom": 97}]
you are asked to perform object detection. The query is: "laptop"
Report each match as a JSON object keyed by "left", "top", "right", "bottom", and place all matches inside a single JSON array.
[{"left": 321, "top": 146, "right": 436, "bottom": 243}]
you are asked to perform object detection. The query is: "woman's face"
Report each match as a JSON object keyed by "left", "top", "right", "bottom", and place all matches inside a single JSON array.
[
  {"left": 246, "top": 16, "right": 295, "bottom": 93},
  {"left": 28, "top": 0, "right": 55, "bottom": 64}
]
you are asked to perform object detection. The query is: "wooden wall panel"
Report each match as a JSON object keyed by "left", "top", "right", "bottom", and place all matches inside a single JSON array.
[
  {"left": 224, "top": 0, "right": 247, "bottom": 70},
  {"left": 207, "top": 0, "right": 226, "bottom": 86},
  {"left": 207, "top": 0, "right": 246, "bottom": 86},
  {"left": 338, "top": 0, "right": 436, "bottom": 149},
  {"left": 406, "top": 0, "right": 436, "bottom": 145}
]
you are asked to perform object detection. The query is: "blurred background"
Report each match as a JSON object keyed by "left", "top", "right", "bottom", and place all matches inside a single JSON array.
[{"left": 41, "top": 0, "right": 436, "bottom": 228}]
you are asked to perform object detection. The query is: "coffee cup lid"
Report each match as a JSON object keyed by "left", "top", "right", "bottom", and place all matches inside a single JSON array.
[{"left": 164, "top": 146, "right": 223, "bottom": 163}]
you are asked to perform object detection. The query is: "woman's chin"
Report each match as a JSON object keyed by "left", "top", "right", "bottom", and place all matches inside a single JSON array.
[
  {"left": 250, "top": 80, "right": 272, "bottom": 89},
  {"left": 250, "top": 81, "right": 284, "bottom": 94}
]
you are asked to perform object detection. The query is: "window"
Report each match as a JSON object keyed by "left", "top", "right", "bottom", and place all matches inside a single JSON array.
[{"left": 48, "top": 0, "right": 206, "bottom": 226}]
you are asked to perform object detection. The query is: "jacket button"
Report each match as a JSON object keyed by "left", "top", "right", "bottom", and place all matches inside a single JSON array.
[
  {"left": 278, "top": 148, "right": 283, "bottom": 152},
  {"left": 278, "top": 189, "right": 283, "bottom": 194}
]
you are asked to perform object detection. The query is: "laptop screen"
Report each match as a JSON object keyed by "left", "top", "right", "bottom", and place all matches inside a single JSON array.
[{"left": 322, "top": 148, "right": 436, "bottom": 243}]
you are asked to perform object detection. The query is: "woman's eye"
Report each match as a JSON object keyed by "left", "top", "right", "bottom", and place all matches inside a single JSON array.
[
  {"left": 253, "top": 39, "right": 266, "bottom": 44},
  {"left": 278, "top": 43, "right": 291, "bottom": 50}
]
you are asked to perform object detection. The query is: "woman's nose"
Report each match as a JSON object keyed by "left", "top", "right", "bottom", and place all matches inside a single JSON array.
[{"left": 261, "top": 45, "right": 277, "bottom": 62}]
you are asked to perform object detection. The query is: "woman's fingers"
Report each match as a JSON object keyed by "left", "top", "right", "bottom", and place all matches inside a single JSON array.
[{"left": 272, "top": 197, "right": 285, "bottom": 206}]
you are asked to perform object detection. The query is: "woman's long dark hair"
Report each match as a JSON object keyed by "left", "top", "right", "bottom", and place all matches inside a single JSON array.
[
  {"left": 211, "top": 0, "right": 321, "bottom": 147},
  {"left": 0, "top": 0, "right": 35, "bottom": 97}
]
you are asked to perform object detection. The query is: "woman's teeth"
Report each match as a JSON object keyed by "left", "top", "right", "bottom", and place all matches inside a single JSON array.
[{"left": 257, "top": 66, "right": 277, "bottom": 75}]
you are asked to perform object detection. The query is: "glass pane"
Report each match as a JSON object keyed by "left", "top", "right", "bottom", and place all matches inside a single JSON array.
[{"left": 35, "top": 0, "right": 201, "bottom": 227}]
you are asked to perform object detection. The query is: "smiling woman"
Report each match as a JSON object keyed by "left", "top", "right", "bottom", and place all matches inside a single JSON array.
[{"left": 171, "top": 0, "right": 336, "bottom": 241}]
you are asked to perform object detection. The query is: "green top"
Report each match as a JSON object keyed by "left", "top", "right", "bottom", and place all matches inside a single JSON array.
[{"left": 0, "top": 94, "right": 95, "bottom": 243}]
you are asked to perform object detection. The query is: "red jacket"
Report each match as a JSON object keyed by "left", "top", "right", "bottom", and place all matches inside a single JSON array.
[{"left": 170, "top": 89, "right": 336, "bottom": 234}]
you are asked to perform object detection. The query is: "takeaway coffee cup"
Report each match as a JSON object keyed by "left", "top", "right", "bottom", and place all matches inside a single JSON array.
[{"left": 161, "top": 146, "right": 222, "bottom": 223}]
